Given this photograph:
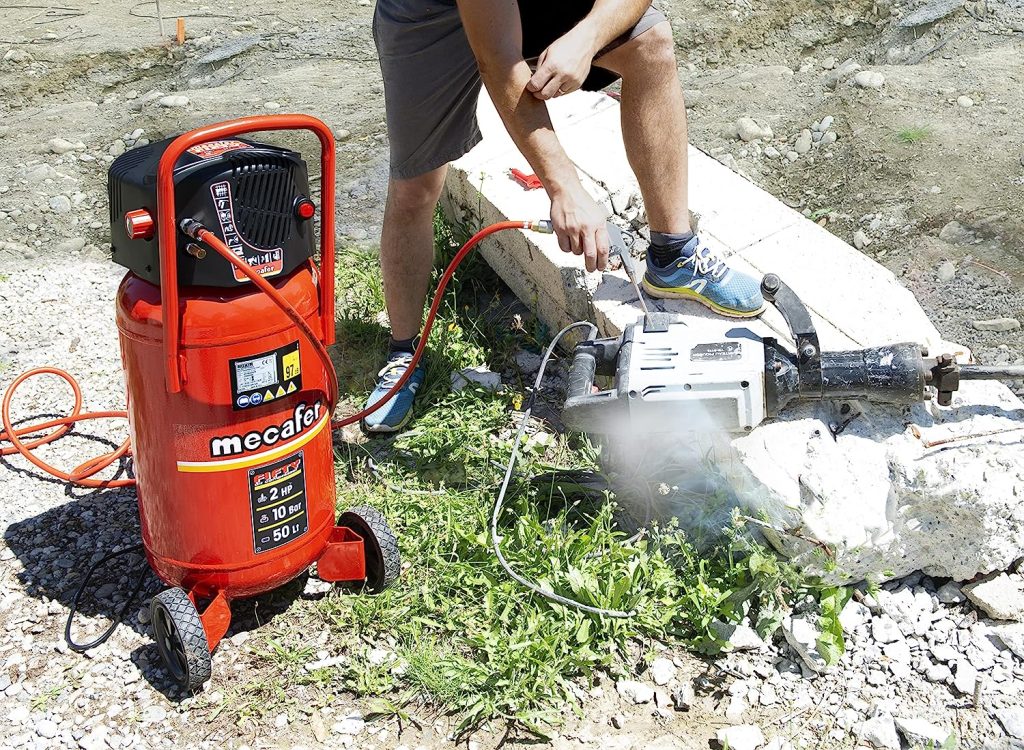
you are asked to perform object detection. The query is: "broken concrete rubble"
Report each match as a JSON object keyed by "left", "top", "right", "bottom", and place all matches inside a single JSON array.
[{"left": 443, "top": 91, "right": 1024, "bottom": 585}]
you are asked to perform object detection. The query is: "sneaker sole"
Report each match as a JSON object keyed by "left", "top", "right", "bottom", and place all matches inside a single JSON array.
[
  {"left": 360, "top": 406, "right": 414, "bottom": 435},
  {"left": 641, "top": 280, "right": 766, "bottom": 319}
]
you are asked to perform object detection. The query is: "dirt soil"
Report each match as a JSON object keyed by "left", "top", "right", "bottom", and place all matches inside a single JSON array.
[{"left": 1, "top": 0, "right": 1023, "bottom": 749}]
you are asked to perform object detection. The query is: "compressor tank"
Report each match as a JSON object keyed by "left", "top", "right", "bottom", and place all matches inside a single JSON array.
[{"left": 116, "top": 262, "right": 336, "bottom": 599}]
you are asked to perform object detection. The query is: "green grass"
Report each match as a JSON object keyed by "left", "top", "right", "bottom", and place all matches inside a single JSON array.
[
  {"left": 224, "top": 211, "right": 844, "bottom": 739},
  {"left": 897, "top": 126, "right": 931, "bottom": 144}
]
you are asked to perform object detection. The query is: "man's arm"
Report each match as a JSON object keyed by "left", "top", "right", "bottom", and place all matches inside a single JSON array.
[
  {"left": 456, "top": 0, "right": 609, "bottom": 272},
  {"left": 527, "top": 0, "right": 652, "bottom": 100}
]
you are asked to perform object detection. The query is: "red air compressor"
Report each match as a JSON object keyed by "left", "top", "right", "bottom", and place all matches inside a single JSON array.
[
  {"left": 1, "top": 112, "right": 551, "bottom": 691},
  {"left": 104, "top": 115, "right": 399, "bottom": 689}
]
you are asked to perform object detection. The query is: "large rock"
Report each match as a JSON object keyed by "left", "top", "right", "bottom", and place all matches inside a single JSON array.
[{"left": 443, "top": 91, "right": 1024, "bottom": 584}]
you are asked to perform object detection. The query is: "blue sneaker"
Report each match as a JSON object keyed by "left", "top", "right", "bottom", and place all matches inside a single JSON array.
[
  {"left": 642, "top": 235, "right": 765, "bottom": 318},
  {"left": 361, "top": 351, "right": 425, "bottom": 434}
]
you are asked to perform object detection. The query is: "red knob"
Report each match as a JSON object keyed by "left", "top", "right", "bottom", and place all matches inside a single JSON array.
[
  {"left": 125, "top": 209, "right": 155, "bottom": 240},
  {"left": 295, "top": 198, "right": 315, "bottom": 220}
]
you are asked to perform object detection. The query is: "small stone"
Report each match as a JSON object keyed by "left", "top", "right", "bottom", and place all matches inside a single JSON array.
[
  {"left": 853, "top": 71, "right": 886, "bottom": 89},
  {"left": 996, "top": 708, "right": 1024, "bottom": 740},
  {"left": 49, "top": 195, "right": 72, "bottom": 214},
  {"left": 936, "top": 581, "right": 965, "bottom": 604},
  {"left": 726, "top": 693, "right": 747, "bottom": 721},
  {"left": 953, "top": 659, "right": 977, "bottom": 695},
  {"left": 763, "top": 740, "right": 795, "bottom": 750},
  {"left": 671, "top": 682, "right": 695, "bottom": 711},
  {"left": 333, "top": 712, "right": 365, "bottom": 735},
  {"left": 9, "top": 705, "right": 29, "bottom": 723},
  {"left": 794, "top": 129, "right": 813, "bottom": 155},
  {"left": 616, "top": 680, "right": 654, "bottom": 704},
  {"left": 735, "top": 117, "right": 773, "bottom": 143},
  {"left": 872, "top": 616, "right": 903, "bottom": 643},
  {"left": 859, "top": 715, "right": 899, "bottom": 749},
  {"left": 48, "top": 137, "right": 79, "bottom": 154},
  {"left": 938, "top": 220, "right": 974, "bottom": 244},
  {"left": 264, "top": 101, "right": 281, "bottom": 110},
  {"left": 853, "top": 229, "right": 871, "bottom": 250},
  {"left": 926, "top": 663, "right": 952, "bottom": 683},
  {"left": 884, "top": 640, "right": 911, "bottom": 665},
  {"left": 820, "top": 115, "right": 835, "bottom": 130},
  {"left": 159, "top": 95, "right": 190, "bottom": 108},
  {"left": 3, "top": 49, "right": 33, "bottom": 63},
  {"left": 895, "top": 717, "right": 952, "bottom": 747},
  {"left": 936, "top": 261, "right": 956, "bottom": 282},
  {"left": 716, "top": 725, "right": 766, "bottom": 750},
  {"left": 109, "top": 139, "right": 126, "bottom": 157},
  {"left": 514, "top": 350, "right": 542, "bottom": 374},
  {"left": 786, "top": 151, "right": 799, "bottom": 162},
  {"left": 783, "top": 616, "right": 827, "bottom": 673},
  {"left": 990, "top": 622, "right": 1024, "bottom": 660},
  {"left": 839, "top": 600, "right": 870, "bottom": 633},
  {"left": 142, "top": 705, "right": 167, "bottom": 723},
  {"left": 971, "top": 318, "right": 1021, "bottom": 334},
  {"left": 763, "top": 145, "right": 781, "bottom": 159},
  {"left": 823, "top": 58, "right": 861, "bottom": 89},
  {"left": 710, "top": 620, "right": 767, "bottom": 651},
  {"left": 964, "top": 574, "right": 1024, "bottom": 621},
  {"left": 35, "top": 720, "right": 58, "bottom": 739},
  {"left": 335, "top": 129, "right": 352, "bottom": 141},
  {"left": 930, "top": 643, "right": 959, "bottom": 663},
  {"left": 957, "top": 95, "right": 974, "bottom": 108},
  {"left": 274, "top": 712, "right": 289, "bottom": 728},
  {"left": 610, "top": 714, "right": 625, "bottom": 729},
  {"left": 821, "top": 131, "right": 837, "bottom": 146},
  {"left": 822, "top": 57, "right": 836, "bottom": 69},
  {"left": 648, "top": 658, "right": 675, "bottom": 686},
  {"left": 450, "top": 366, "right": 502, "bottom": 392}
]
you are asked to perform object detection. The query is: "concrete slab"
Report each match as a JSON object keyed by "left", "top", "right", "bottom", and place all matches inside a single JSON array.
[{"left": 443, "top": 91, "right": 1024, "bottom": 583}]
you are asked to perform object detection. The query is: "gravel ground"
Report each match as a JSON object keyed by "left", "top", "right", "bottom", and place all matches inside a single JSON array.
[{"left": 2, "top": 0, "right": 1024, "bottom": 747}]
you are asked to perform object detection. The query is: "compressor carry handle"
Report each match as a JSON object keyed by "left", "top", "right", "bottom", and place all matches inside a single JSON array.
[{"left": 156, "top": 114, "right": 337, "bottom": 393}]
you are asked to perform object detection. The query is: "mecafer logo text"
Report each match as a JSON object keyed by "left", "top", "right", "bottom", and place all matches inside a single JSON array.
[{"left": 209, "top": 401, "right": 323, "bottom": 458}]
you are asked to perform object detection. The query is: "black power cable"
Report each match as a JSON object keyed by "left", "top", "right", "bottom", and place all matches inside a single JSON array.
[{"left": 64, "top": 544, "right": 150, "bottom": 652}]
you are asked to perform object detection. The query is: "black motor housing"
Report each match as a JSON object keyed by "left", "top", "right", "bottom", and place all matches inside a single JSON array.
[{"left": 108, "top": 137, "right": 315, "bottom": 287}]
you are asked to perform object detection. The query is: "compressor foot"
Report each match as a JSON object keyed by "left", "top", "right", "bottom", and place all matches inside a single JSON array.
[{"left": 151, "top": 588, "right": 212, "bottom": 691}]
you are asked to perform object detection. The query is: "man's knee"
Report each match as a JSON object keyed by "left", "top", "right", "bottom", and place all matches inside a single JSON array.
[
  {"left": 618, "top": 22, "right": 677, "bottom": 75},
  {"left": 387, "top": 168, "right": 447, "bottom": 216},
  {"left": 636, "top": 22, "right": 677, "bottom": 68}
]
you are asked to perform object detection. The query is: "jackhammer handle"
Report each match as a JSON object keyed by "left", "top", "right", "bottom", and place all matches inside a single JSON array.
[
  {"left": 566, "top": 344, "right": 599, "bottom": 403},
  {"left": 959, "top": 365, "right": 1024, "bottom": 380}
]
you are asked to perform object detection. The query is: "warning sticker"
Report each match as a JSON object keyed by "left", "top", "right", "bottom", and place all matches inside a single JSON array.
[
  {"left": 230, "top": 341, "right": 302, "bottom": 410},
  {"left": 187, "top": 140, "right": 253, "bottom": 159},
  {"left": 690, "top": 342, "right": 742, "bottom": 362},
  {"left": 249, "top": 451, "right": 308, "bottom": 554},
  {"left": 209, "top": 180, "right": 285, "bottom": 282}
]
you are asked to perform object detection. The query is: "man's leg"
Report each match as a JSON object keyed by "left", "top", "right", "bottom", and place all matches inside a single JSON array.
[
  {"left": 594, "top": 22, "right": 690, "bottom": 236},
  {"left": 380, "top": 166, "right": 448, "bottom": 342},
  {"left": 594, "top": 22, "right": 764, "bottom": 317}
]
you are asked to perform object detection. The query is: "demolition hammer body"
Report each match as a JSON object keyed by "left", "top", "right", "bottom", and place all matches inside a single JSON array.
[{"left": 563, "top": 273, "right": 1024, "bottom": 435}]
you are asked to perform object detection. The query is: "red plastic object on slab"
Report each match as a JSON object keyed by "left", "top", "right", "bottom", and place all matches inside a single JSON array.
[{"left": 510, "top": 168, "right": 543, "bottom": 190}]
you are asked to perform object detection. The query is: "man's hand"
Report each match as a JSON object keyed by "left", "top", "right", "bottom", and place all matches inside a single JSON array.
[
  {"left": 526, "top": 27, "right": 598, "bottom": 101},
  {"left": 550, "top": 184, "right": 610, "bottom": 272}
]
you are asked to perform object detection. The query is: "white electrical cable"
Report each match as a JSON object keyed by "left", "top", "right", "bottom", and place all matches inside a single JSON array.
[{"left": 490, "top": 321, "right": 637, "bottom": 619}]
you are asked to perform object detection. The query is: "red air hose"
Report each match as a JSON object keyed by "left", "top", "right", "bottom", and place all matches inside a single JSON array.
[{"left": 1, "top": 221, "right": 545, "bottom": 485}]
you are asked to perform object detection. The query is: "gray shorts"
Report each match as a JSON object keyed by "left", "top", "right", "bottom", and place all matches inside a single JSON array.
[{"left": 373, "top": 0, "right": 666, "bottom": 179}]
